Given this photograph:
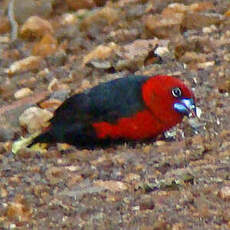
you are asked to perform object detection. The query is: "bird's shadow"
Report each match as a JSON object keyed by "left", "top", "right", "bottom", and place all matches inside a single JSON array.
[{"left": 56, "top": 134, "right": 176, "bottom": 154}]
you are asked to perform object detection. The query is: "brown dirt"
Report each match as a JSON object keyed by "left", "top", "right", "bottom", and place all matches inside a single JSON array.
[{"left": 0, "top": 0, "right": 230, "bottom": 229}]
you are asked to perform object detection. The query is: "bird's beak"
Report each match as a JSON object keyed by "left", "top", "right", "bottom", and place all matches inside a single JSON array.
[{"left": 174, "top": 98, "right": 197, "bottom": 118}]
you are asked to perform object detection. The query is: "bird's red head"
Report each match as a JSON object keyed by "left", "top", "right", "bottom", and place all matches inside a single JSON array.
[{"left": 142, "top": 75, "right": 196, "bottom": 129}]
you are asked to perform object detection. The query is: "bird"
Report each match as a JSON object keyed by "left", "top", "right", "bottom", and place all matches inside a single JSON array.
[{"left": 28, "top": 75, "right": 196, "bottom": 149}]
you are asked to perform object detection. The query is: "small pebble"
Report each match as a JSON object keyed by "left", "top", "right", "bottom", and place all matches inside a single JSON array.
[
  {"left": 20, "top": 16, "right": 53, "bottom": 39},
  {"left": 19, "top": 107, "right": 53, "bottom": 133},
  {"left": 219, "top": 186, "right": 230, "bottom": 200},
  {"left": 5, "top": 56, "right": 43, "bottom": 75},
  {"left": 14, "top": 88, "right": 33, "bottom": 99}
]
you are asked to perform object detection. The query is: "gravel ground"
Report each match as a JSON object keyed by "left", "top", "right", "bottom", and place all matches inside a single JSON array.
[{"left": 0, "top": 0, "right": 230, "bottom": 229}]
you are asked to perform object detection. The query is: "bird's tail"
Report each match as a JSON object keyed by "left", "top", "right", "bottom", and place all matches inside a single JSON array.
[{"left": 28, "top": 131, "right": 55, "bottom": 147}]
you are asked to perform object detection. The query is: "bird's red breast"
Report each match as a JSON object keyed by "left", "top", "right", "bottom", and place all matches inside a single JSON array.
[{"left": 93, "top": 110, "right": 162, "bottom": 140}]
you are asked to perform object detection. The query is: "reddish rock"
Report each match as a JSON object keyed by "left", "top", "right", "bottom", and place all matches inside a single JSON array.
[
  {"left": 32, "top": 33, "right": 58, "bottom": 57},
  {"left": 65, "top": 0, "right": 95, "bottom": 10},
  {"left": 20, "top": 16, "right": 54, "bottom": 40},
  {"left": 6, "top": 195, "right": 32, "bottom": 222},
  {"left": 0, "top": 16, "right": 10, "bottom": 34}
]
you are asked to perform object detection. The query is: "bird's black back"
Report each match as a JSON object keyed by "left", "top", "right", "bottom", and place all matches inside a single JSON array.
[
  {"left": 30, "top": 75, "right": 150, "bottom": 148},
  {"left": 50, "top": 75, "right": 149, "bottom": 125}
]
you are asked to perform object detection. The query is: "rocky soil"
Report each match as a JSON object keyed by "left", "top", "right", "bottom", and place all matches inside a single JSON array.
[{"left": 0, "top": 0, "right": 230, "bottom": 229}]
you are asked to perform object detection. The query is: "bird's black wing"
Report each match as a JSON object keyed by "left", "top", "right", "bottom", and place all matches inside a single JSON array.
[
  {"left": 50, "top": 75, "right": 149, "bottom": 126},
  {"left": 29, "top": 75, "right": 150, "bottom": 147}
]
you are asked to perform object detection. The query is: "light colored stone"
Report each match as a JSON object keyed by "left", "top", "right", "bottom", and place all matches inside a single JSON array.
[
  {"left": 14, "top": 88, "right": 33, "bottom": 99},
  {"left": 224, "top": 54, "right": 230, "bottom": 62},
  {"left": 94, "top": 180, "right": 128, "bottom": 192},
  {"left": 164, "top": 2, "right": 214, "bottom": 14},
  {"left": 5, "top": 56, "right": 43, "bottom": 75},
  {"left": 0, "top": 36, "right": 10, "bottom": 43},
  {"left": 121, "top": 39, "right": 167, "bottom": 59},
  {"left": 47, "top": 78, "right": 69, "bottom": 92},
  {"left": 39, "top": 99, "right": 62, "bottom": 110},
  {"left": 124, "top": 173, "right": 140, "bottom": 183},
  {"left": 202, "top": 25, "right": 217, "bottom": 34},
  {"left": 197, "top": 61, "right": 215, "bottom": 69},
  {"left": 19, "top": 107, "right": 53, "bottom": 133},
  {"left": 155, "top": 140, "right": 167, "bottom": 146},
  {"left": 219, "top": 186, "right": 230, "bottom": 200},
  {"left": 83, "top": 42, "right": 118, "bottom": 65},
  {"left": 61, "top": 13, "right": 78, "bottom": 25},
  {"left": 163, "top": 3, "right": 188, "bottom": 15},
  {"left": 155, "top": 46, "right": 169, "bottom": 56}
]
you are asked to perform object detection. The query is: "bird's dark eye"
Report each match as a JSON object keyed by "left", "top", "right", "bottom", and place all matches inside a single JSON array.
[{"left": 171, "top": 87, "right": 182, "bottom": 98}]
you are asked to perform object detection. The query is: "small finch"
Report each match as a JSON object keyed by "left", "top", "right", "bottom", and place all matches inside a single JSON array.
[{"left": 29, "top": 75, "right": 196, "bottom": 149}]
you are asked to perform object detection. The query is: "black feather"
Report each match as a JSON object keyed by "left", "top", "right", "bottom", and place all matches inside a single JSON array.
[
  {"left": 30, "top": 75, "right": 149, "bottom": 147},
  {"left": 50, "top": 75, "right": 148, "bottom": 124}
]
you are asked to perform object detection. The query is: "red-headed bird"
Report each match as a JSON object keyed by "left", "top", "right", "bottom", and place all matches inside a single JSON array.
[{"left": 29, "top": 75, "right": 196, "bottom": 149}]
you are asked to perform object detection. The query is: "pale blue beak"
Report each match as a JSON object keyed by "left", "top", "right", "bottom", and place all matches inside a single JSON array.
[{"left": 174, "top": 98, "right": 196, "bottom": 117}]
